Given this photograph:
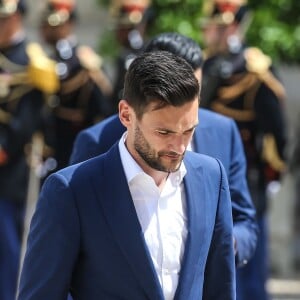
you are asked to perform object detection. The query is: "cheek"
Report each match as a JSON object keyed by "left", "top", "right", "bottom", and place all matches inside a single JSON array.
[
  {"left": 161, "top": 136, "right": 184, "bottom": 149},
  {"left": 146, "top": 135, "right": 169, "bottom": 152},
  {"left": 149, "top": 135, "right": 165, "bottom": 149}
]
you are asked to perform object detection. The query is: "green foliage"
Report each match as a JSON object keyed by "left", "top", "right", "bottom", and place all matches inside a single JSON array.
[
  {"left": 98, "top": 27, "right": 120, "bottom": 59},
  {"left": 147, "top": 0, "right": 203, "bottom": 43},
  {"left": 246, "top": 0, "right": 300, "bottom": 64},
  {"left": 97, "top": 0, "right": 110, "bottom": 7},
  {"left": 97, "top": 0, "right": 300, "bottom": 64}
]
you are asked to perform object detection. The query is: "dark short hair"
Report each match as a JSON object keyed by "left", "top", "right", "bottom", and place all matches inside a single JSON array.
[
  {"left": 144, "top": 32, "right": 203, "bottom": 70},
  {"left": 123, "top": 51, "right": 199, "bottom": 119}
]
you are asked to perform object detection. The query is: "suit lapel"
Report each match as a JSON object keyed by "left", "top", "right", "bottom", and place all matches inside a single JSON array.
[
  {"left": 174, "top": 154, "right": 209, "bottom": 300},
  {"left": 91, "top": 144, "right": 163, "bottom": 300}
]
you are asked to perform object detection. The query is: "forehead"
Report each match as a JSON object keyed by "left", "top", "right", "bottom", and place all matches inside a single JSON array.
[{"left": 140, "top": 98, "right": 199, "bottom": 129}]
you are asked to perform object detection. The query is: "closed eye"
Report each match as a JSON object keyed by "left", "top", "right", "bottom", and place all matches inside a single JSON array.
[
  {"left": 155, "top": 127, "right": 196, "bottom": 136},
  {"left": 184, "top": 128, "right": 196, "bottom": 135},
  {"left": 156, "top": 130, "right": 171, "bottom": 136}
]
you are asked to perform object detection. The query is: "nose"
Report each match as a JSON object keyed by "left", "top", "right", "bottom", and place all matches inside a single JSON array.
[{"left": 171, "top": 135, "right": 188, "bottom": 155}]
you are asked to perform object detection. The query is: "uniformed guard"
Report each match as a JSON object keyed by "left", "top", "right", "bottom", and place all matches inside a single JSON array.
[
  {"left": 200, "top": 1, "right": 287, "bottom": 299},
  {"left": 109, "top": 0, "right": 153, "bottom": 112},
  {"left": 0, "top": 0, "right": 59, "bottom": 299},
  {"left": 39, "top": 0, "right": 113, "bottom": 170}
]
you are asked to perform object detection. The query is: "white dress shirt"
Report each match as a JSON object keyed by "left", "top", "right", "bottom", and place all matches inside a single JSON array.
[{"left": 119, "top": 133, "right": 188, "bottom": 300}]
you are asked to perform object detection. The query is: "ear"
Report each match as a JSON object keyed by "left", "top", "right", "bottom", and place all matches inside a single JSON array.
[
  {"left": 194, "top": 68, "right": 202, "bottom": 83},
  {"left": 119, "top": 99, "right": 133, "bottom": 128}
]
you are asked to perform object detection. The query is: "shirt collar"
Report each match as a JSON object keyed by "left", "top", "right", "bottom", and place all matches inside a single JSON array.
[
  {"left": 119, "top": 132, "right": 144, "bottom": 183},
  {"left": 118, "top": 132, "right": 186, "bottom": 186}
]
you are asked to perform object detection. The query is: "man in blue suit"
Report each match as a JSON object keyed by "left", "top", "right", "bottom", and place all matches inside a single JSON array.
[
  {"left": 70, "top": 32, "right": 258, "bottom": 268},
  {"left": 18, "top": 51, "right": 235, "bottom": 299}
]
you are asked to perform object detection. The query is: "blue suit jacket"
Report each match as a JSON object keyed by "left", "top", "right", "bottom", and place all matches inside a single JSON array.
[
  {"left": 18, "top": 144, "right": 235, "bottom": 299},
  {"left": 70, "top": 109, "right": 258, "bottom": 266}
]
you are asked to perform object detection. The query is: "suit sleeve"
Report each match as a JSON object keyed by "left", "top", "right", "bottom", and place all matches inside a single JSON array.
[
  {"left": 203, "top": 160, "right": 236, "bottom": 300},
  {"left": 17, "top": 174, "right": 80, "bottom": 300},
  {"left": 229, "top": 120, "right": 259, "bottom": 266}
]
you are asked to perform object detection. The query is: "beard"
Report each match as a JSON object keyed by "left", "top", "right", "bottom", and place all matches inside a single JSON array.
[{"left": 133, "top": 125, "right": 184, "bottom": 173}]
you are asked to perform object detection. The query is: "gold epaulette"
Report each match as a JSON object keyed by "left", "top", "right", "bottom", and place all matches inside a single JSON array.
[
  {"left": 244, "top": 47, "right": 286, "bottom": 100},
  {"left": 77, "top": 46, "right": 112, "bottom": 96},
  {"left": 26, "top": 43, "right": 60, "bottom": 94},
  {"left": 244, "top": 47, "right": 271, "bottom": 75}
]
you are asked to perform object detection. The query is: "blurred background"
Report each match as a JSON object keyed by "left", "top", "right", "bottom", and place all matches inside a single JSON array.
[{"left": 23, "top": 0, "right": 300, "bottom": 298}]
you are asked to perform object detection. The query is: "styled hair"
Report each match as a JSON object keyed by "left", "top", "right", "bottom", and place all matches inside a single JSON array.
[
  {"left": 123, "top": 51, "right": 199, "bottom": 119},
  {"left": 144, "top": 32, "right": 203, "bottom": 71}
]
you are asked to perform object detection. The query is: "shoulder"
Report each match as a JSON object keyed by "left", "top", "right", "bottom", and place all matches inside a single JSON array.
[
  {"left": 26, "top": 43, "right": 60, "bottom": 94},
  {"left": 185, "top": 151, "right": 223, "bottom": 173},
  {"left": 199, "top": 108, "right": 233, "bottom": 125},
  {"left": 198, "top": 108, "right": 236, "bottom": 134},
  {"left": 49, "top": 158, "right": 99, "bottom": 185},
  {"left": 244, "top": 47, "right": 272, "bottom": 75},
  {"left": 244, "top": 47, "right": 286, "bottom": 99},
  {"left": 46, "top": 154, "right": 108, "bottom": 196},
  {"left": 79, "top": 114, "right": 125, "bottom": 141},
  {"left": 184, "top": 152, "right": 228, "bottom": 191},
  {"left": 71, "top": 115, "right": 125, "bottom": 163},
  {"left": 75, "top": 44, "right": 112, "bottom": 94},
  {"left": 52, "top": 144, "right": 118, "bottom": 183},
  {"left": 7, "top": 40, "right": 29, "bottom": 65}
]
